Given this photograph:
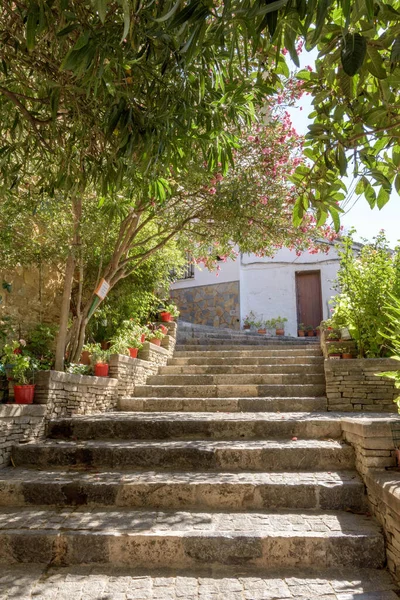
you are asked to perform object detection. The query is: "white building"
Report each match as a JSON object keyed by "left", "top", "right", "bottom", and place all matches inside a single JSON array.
[{"left": 170, "top": 246, "right": 341, "bottom": 336}]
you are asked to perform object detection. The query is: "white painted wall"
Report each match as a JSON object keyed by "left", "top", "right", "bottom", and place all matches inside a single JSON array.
[
  {"left": 240, "top": 247, "right": 340, "bottom": 336},
  {"left": 171, "top": 258, "right": 241, "bottom": 290}
]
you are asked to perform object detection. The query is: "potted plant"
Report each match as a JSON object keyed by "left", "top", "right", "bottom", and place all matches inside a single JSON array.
[
  {"left": 146, "top": 327, "right": 165, "bottom": 347},
  {"left": 83, "top": 343, "right": 111, "bottom": 376},
  {"left": 1, "top": 341, "right": 36, "bottom": 404},
  {"left": 305, "top": 325, "right": 315, "bottom": 337},
  {"left": 109, "top": 336, "right": 131, "bottom": 358},
  {"left": 341, "top": 348, "right": 354, "bottom": 359},
  {"left": 243, "top": 311, "right": 256, "bottom": 330},
  {"left": 265, "top": 319, "right": 275, "bottom": 336},
  {"left": 316, "top": 325, "right": 322, "bottom": 337},
  {"left": 327, "top": 331, "right": 341, "bottom": 342},
  {"left": 327, "top": 345, "right": 342, "bottom": 360},
  {"left": 275, "top": 316, "right": 287, "bottom": 336},
  {"left": 117, "top": 321, "right": 144, "bottom": 358},
  {"left": 255, "top": 320, "right": 266, "bottom": 335},
  {"left": 298, "top": 323, "right": 306, "bottom": 337},
  {"left": 160, "top": 302, "right": 180, "bottom": 322}
]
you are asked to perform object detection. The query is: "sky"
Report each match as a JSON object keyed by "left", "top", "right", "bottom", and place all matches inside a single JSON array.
[{"left": 285, "top": 51, "right": 400, "bottom": 248}]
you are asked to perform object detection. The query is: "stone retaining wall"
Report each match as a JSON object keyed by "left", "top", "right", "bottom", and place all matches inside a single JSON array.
[
  {"left": 325, "top": 358, "right": 399, "bottom": 412},
  {"left": 34, "top": 370, "right": 119, "bottom": 417},
  {"left": 0, "top": 405, "right": 46, "bottom": 468},
  {"left": 341, "top": 416, "right": 400, "bottom": 581},
  {"left": 171, "top": 282, "right": 240, "bottom": 330}
]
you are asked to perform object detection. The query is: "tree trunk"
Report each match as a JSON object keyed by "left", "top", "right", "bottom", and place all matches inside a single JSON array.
[
  {"left": 54, "top": 196, "right": 82, "bottom": 372},
  {"left": 54, "top": 251, "right": 76, "bottom": 371}
]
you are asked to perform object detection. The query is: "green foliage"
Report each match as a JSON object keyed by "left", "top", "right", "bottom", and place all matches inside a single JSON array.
[
  {"left": 160, "top": 302, "right": 180, "bottom": 318},
  {"left": 82, "top": 343, "right": 111, "bottom": 365},
  {"left": 0, "top": 341, "right": 35, "bottom": 385},
  {"left": 26, "top": 323, "right": 57, "bottom": 368},
  {"left": 66, "top": 363, "right": 92, "bottom": 375},
  {"left": 331, "top": 230, "right": 400, "bottom": 357},
  {"left": 377, "top": 293, "right": 400, "bottom": 412}
]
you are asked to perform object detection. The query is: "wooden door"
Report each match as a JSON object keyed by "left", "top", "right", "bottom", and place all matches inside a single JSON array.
[{"left": 295, "top": 271, "right": 323, "bottom": 329}]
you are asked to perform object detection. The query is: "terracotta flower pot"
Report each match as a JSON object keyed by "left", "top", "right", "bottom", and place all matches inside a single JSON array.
[
  {"left": 342, "top": 353, "right": 353, "bottom": 359},
  {"left": 80, "top": 350, "right": 91, "bottom": 365},
  {"left": 276, "top": 328, "right": 284, "bottom": 336},
  {"left": 95, "top": 363, "right": 109, "bottom": 377},
  {"left": 128, "top": 348, "right": 138, "bottom": 358},
  {"left": 160, "top": 312, "right": 173, "bottom": 322},
  {"left": 159, "top": 325, "right": 168, "bottom": 335},
  {"left": 257, "top": 328, "right": 266, "bottom": 335},
  {"left": 14, "top": 384, "right": 35, "bottom": 404},
  {"left": 298, "top": 330, "right": 305, "bottom": 337},
  {"left": 149, "top": 338, "right": 161, "bottom": 346},
  {"left": 307, "top": 330, "right": 315, "bottom": 337},
  {"left": 243, "top": 324, "right": 250, "bottom": 330},
  {"left": 140, "top": 334, "right": 146, "bottom": 343}
]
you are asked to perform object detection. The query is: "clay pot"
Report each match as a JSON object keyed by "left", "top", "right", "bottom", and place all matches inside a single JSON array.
[
  {"left": 149, "top": 338, "right": 161, "bottom": 346},
  {"left": 14, "top": 384, "right": 35, "bottom": 404},
  {"left": 160, "top": 312, "right": 173, "bottom": 322},
  {"left": 128, "top": 348, "right": 138, "bottom": 358},
  {"left": 342, "top": 353, "right": 353, "bottom": 359},
  {"left": 307, "top": 330, "right": 315, "bottom": 337},
  {"left": 80, "top": 350, "right": 91, "bottom": 365},
  {"left": 95, "top": 363, "right": 109, "bottom": 377},
  {"left": 257, "top": 328, "right": 266, "bottom": 335},
  {"left": 298, "top": 330, "right": 305, "bottom": 337},
  {"left": 276, "top": 328, "right": 284, "bottom": 336}
]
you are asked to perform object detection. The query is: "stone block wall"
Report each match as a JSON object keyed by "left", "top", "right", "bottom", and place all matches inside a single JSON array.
[
  {"left": 171, "top": 282, "right": 240, "bottom": 330},
  {"left": 341, "top": 416, "right": 400, "bottom": 581},
  {"left": 109, "top": 355, "right": 158, "bottom": 399},
  {"left": 34, "top": 371, "right": 119, "bottom": 417},
  {"left": 325, "top": 358, "right": 399, "bottom": 412},
  {"left": 0, "top": 405, "right": 46, "bottom": 468}
]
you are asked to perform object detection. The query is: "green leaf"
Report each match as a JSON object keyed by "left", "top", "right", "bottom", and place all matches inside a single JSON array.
[
  {"left": 377, "top": 187, "right": 390, "bottom": 209},
  {"left": 312, "top": 0, "right": 332, "bottom": 45},
  {"left": 292, "top": 198, "right": 304, "bottom": 226},
  {"left": 121, "top": 0, "right": 130, "bottom": 41},
  {"left": 329, "top": 205, "right": 340, "bottom": 232},
  {"left": 26, "top": 2, "right": 39, "bottom": 52},
  {"left": 355, "top": 175, "right": 368, "bottom": 195},
  {"left": 395, "top": 173, "right": 400, "bottom": 194},
  {"left": 72, "top": 31, "right": 90, "bottom": 51},
  {"left": 366, "top": 46, "right": 387, "bottom": 79},
  {"left": 365, "top": 181, "right": 376, "bottom": 208},
  {"left": 371, "top": 168, "right": 392, "bottom": 191},
  {"left": 336, "top": 143, "right": 347, "bottom": 176},
  {"left": 341, "top": 33, "right": 367, "bottom": 76},
  {"left": 94, "top": 0, "right": 108, "bottom": 23},
  {"left": 155, "top": 0, "right": 181, "bottom": 23},
  {"left": 253, "top": 0, "right": 290, "bottom": 18},
  {"left": 390, "top": 37, "right": 400, "bottom": 70}
]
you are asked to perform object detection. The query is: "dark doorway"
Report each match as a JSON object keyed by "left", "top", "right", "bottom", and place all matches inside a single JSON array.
[{"left": 295, "top": 271, "right": 323, "bottom": 329}]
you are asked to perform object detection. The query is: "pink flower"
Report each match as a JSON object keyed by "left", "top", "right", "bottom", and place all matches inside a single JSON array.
[{"left": 208, "top": 187, "right": 217, "bottom": 195}]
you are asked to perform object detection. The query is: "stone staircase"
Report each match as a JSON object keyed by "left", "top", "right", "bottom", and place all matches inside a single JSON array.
[{"left": 0, "top": 328, "right": 399, "bottom": 598}]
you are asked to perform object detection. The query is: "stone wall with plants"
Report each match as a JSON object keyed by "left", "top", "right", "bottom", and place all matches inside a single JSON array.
[
  {"left": 171, "top": 282, "right": 240, "bottom": 330},
  {"left": 325, "top": 358, "right": 399, "bottom": 413},
  {"left": 341, "top": 416, "right": 400, "bottom": 581},
  {"left": 0, "top": 404, "right": 47, "bottom": 468}
]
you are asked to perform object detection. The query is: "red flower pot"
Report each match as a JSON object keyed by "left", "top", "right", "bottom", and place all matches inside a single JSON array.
[
  {"left": 160, "top": 312, "right": 173, "bottom": 322},
  {"left": 243, "top": 324, "right": 250, "bottom": 330},
  {"left": 140, "top": 334, "right": 146, "bottom": 343},
  {"left": 276, "top": 329, "right": 284, "bottom": 336},
  {"left": 342, "top": 353, "right": 353, "bottom": 359},
  {"left": 95, "top": 363, "right": 109, "bottom": 377},
  {"left": 149, "top": 338, "right": 161, "bottom": 346},
  {"left": 14, "top": 384, "right": 35, "bottom": 404},
  {"left": 307, "top": 330, "right": 315, "bottom": 337},
  {"left": 257, "top": 328, "right": 266, "bottom": 335},
  {"left": 298, "top": 330, "right": 305, "bottom": 337},
  {"left": 128, "top": 347, "right": 138, "bottom": 358},
  {"left": 159, "top": 325, "right": 168, "bottom": 335}
]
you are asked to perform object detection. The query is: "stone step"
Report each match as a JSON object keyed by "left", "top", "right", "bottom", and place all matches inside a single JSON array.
[
  {"left": 159, "top": 363, "right": 325, "bottom": 375},
  {"left": 168, "top": 356, "right": 324, "bottom": 366},
  {"left": 47, "top": 412, "right": 342, "bottom": 441},
  {"left": 12, "top": 439, "right": 355, "bottom": 471},
  {"left": 1, "top": 564, "right": 398, "bottom": 599},
  {"left": 174, "top": 346, "right": 323, "bottom": 355},
  {"left": 0, "top": 469, "right": 367, "bottom": 512},
  {"left": 146, "top": 373, "right": 326, "bottom": 386},
  {"left": 177, "top": 338, "right": 320, "bottom": 346},
  {"left": 0, "top": 508, "right": 384, "bottom": 569},
  {"left": 118, "top": 396, "right": 328, "bottom": 412},
  {"left": 133, "top": 383, "right": 326, "bottom": 398}
]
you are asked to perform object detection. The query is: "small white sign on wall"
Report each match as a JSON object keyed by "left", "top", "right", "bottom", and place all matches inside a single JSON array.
[{"left": 94, "top": 278, "right": 110, "bottom": 300}]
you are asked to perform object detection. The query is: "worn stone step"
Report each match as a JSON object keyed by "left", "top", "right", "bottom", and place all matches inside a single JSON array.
[
  {"left": 1, "top": 564, "right": 398, "bottom": 600},
  {"left": 159, "top": 363, "right": 325, "bottom": 375},
  {"left": 47, "top": 412, "right": 342, "bottom": 441},
  {"left": 168, "top": 355, "right": 324, "bottom": 366},
  {"left": 174, "top": 347, "right": 323, "bottom": 356},
  {"left": 0, "top": 508, "right": 384, "bottom": 569},
  {"left": 133, "top": 383, "right": 326, "bottom": 398},
  {"left": 0, "top": 469, "right": 367, "bottom": 512},
  {"left": 146, "top": 373, "right": 326, "bottom": 386},
  {"left": 118, "top": 396, "right": 328, "bottom": 412},
  {"left": 12, "top": 439, "right": 355, "bottom": 471},
  {"left": 177, "top": 338, "right": 320, "bottom": 346}
]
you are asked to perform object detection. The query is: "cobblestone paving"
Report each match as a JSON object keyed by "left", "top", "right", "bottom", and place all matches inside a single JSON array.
[
  {"left": 0, "top": 565, "right": 399, "bottom": 599},
  {"left": 0, "top": 507, "right": 380, "bottom": 535}
]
